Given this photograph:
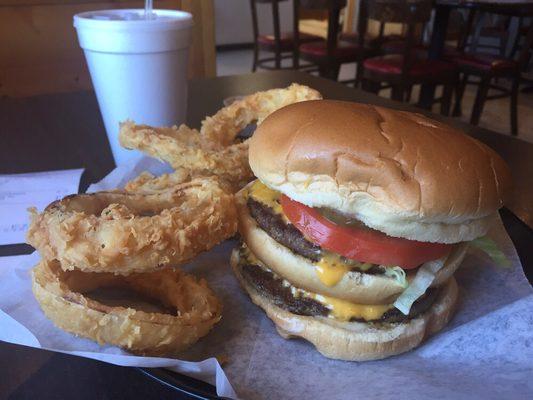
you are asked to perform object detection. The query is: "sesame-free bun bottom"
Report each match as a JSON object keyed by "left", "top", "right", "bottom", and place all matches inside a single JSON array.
[{"left": 231, "top": 248, "right": 458, "bottom": 361}]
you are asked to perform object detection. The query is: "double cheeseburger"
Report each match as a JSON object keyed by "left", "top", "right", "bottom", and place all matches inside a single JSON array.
[{"left": 231, "top": 100, "right": 511, "bottom": 361}]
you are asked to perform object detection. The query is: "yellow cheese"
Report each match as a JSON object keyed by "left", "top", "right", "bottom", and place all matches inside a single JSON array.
[
  {"left": 249, "top": 181, "right": 353, "bottom": 287},
  {"left": 313, "top": 294, "right": 392, "bottom": 321},
  {"left": 241, "top": 243, "right": 392, "bottom": 322},
  {"left": 315, "top": 252, "right": 351, "bottom": 287},
  {"left": 248, "top": 180, "right": 283, "bottom": 214}
]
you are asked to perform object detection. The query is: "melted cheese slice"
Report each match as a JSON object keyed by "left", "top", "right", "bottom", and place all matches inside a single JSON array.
[
  {"left": 315, "top": 253, "right": 351, "bottom": 287},
  {"left": 312, "top": 294, "right": 392, "bottom": 321},
  {"left": 248, "top": 180, "right": 283, "bottom": 214},
  {"left": 242, "top": 243, "right": 393, "bottom": 322},
  {"left": 248, "top": 180, "right": 365, "bottom": 288}
]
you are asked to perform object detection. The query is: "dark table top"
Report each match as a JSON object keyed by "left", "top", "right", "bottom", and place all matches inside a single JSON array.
[
  {"left": 1, "top": 70, "right": 532, "bottom": 399},
  {"left": 434, "top": 0, "right": 533, "bottom": 12},
  {"left": 436, "top": 0, "right": 533, "bottom": 4}
]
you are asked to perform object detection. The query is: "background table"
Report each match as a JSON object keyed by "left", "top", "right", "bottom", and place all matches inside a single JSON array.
[{"left": 1, "top": 71, "right": 531, "bottom": 399}]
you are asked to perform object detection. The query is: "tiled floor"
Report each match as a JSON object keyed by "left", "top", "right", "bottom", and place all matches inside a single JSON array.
[{"left": 217, "top": 49, "right": 533, "bottom": 143}]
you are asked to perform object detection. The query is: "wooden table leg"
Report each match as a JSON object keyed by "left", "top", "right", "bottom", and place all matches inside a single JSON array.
[{"left": 418, "top": 4, "right": 451, "bottom": 109}]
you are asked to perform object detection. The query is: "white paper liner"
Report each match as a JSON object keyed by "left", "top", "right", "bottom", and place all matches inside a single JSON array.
[{"left": 1, "top": 156, "right": 531, "bottom": 399}]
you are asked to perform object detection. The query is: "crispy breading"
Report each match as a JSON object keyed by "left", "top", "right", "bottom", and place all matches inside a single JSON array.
[
  {"left": 32, "top": 259, "right": 222, "bottom": 356},
  {"left": 27, "top": 178, "right": 238, "bottom": 275},
  {"left": 120, "top": 83, "right": 322, "bottom": 194}
]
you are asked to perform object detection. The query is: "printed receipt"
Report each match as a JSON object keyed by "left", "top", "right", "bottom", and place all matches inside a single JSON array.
[{"left": 0, "top": 169, "right": 84, "bottom": 245}]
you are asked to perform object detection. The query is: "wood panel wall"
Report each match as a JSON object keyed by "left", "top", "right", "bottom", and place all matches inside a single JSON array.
[{"left": 0, "top": 0, "right": 215, "bottom": 97}]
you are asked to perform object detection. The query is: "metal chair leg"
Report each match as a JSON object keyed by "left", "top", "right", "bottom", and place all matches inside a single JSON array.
[
  {"left": 391, "top": 85, "right": 404, "bottom": 102},
  {"left": 319, "top": 63, "right": 341, "bottom": 80},
  {"left": 252, "top": 44, "right": 259, "bottom": 72},
  {"left": 452, "top": 73, "right": 468, "bottom": 117},
  {"left": 441, "top": 82, "right": 454, "bottom": 116},
  {"left": 510, "top": 77, "right": 520, "bottom": 136},
  {"left": 355, "top": 62, "right": 364, "bottom": 88},
  {"left": 362, "top": 79, "right": 381, "bottom": 94},
  {"left": 470, "top": 76, "right": 491, "bottom": 126},
  {"left": 405, "top": 86, "right": 413, "bottom": 103}
]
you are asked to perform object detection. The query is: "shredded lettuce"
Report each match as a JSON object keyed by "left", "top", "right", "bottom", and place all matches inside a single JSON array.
[
  {"left": 384, "top": 266, "right": 408, "bottom": 288},
  {"left": 393, "top": 238, "right": 509, "bottom": 315},
  {"left": 393, "top": 257, "right": 447, "bottom": 315},
  {"left": 470, "top": 236, "right": 511, "bottom": 268}
]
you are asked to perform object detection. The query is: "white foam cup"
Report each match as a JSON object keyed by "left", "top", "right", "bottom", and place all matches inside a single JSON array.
[{"left": 74, "top": 9, "right": 193, "bottom": 165}]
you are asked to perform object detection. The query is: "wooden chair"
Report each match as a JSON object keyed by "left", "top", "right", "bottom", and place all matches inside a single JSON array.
[
  {"left": 361, "top": 0, "right": 457, "bottom": 114},
  {"left": 250, "top": 0, "right": 321, "bottom": 71},
  {"left": 371, "top": 10, "right": 472, "bottom": 59},
  {"left": 0, "top": 0, "right": 215, "bottom": 97},
  {"left": 293, "top": 0, "right": 371, "bottom": 80},
  {"left": 448, "top": 11, "right": 533, "bottom": 136}
]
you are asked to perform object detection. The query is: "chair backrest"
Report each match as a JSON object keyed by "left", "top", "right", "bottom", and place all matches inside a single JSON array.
[
  {"left": 365, "top": 0, "right": 432, "bottom": 77},
  {"left": 457, "top": 9, "right": 533, "bottom": 70},
  {"left": 250, "top": 0, "right": 289, "bottom": 56},
  {"left": 293, "top": 0, "right": 347, "bottom": 62},
  {"left": 366, "top": 0, "right": 431, "bottom": 24},
  {"left": 360, "top": 0, "right": 430, "bottom": 48},
  {"left": 517, "top": 23, "right": 533, "bottom": 72}
]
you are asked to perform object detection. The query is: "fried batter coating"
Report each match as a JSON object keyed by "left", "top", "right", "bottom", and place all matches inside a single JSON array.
[
  {"left": 120, "top": 122, "right": 253, "bottom": 191},
  {"left": 124, "top": 170, "right": 190, "bottom": 193},
  {"left": 27, "top": 178, "right": 237, "bottom": 275},
  {"left": 120, "top": 84, "right": 322, "bottom": 194},
  {"left": 32, "top": 259, "right": 222, "bottom": 356},
  {"left": 200, "top": 83, "right": 323, "bottom": 146}
]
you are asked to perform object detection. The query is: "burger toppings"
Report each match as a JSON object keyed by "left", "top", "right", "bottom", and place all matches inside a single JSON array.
[
  {"left": 394, "top": 242, "right": 469, "bottom": 314},
  {"left": 280, "top": 194, "right": 452, "bottom": 269},
  {"left": 238, "top": 244, "right": 438, "bottom": 323},
  {"left": 246, "top": 181, "right": 409, "bottom": 288}
]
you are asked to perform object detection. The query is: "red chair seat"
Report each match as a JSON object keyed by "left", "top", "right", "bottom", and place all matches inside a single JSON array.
[
  {"left": 444, "top": 52, "right": 516, "bottom": 72},
  {"left": 363, "top": 55, "right": 456, "bottom": 77},
  {"left": 300, "top": 40, "right": 365, "bottom": 62},
  {"left": 258, "top": 32, "right": 321, "bottom": 51}
]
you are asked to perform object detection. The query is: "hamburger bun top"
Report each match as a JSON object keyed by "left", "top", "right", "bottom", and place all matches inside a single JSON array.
[{"left": 249, "top": 100, "right": 511, "bottom": 243}]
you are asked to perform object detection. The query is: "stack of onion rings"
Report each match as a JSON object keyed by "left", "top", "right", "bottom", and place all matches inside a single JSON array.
[
  {"left": 28, "top": 177, "right": 236, "bottom": 355},
  {"left": 28, "top": 84, "right": 322, "bottom": 355}
]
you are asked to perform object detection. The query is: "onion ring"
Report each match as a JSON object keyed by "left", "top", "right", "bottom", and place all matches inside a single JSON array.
[
  {"left": 27, "top": 178, "right": 237, "bottom": 274},
  {"left": 32, "top": 259, "right": 222, "bottom": 356},
  {"left": 124, "top": 170, "right": 191, "bottom": 194},
  {"left": 120, "top": 84, "right": 322, "bottom": 194},
  {"left": 120, "top": 122, "right": 252, "bottom": 193},
  {"left": 200, "top": 83, "right": 323, "bottom": 146}
]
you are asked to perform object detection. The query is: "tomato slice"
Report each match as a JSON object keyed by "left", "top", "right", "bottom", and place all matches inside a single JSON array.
[{"left": 280, "top": 195, "right": 452, "bottom": 269}]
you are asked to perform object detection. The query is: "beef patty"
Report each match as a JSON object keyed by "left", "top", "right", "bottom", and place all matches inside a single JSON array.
[
  {"left": 247, "top": 197, "right": 384, "bottom": 275},
  {"left": 238, "top": 247, "right": 438, "bottom": 323},
  {"left": 248, "top": 197, "right": 321, "bottom": 261}
]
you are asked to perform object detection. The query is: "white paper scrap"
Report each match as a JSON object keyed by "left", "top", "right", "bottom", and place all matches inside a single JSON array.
[{"left": 0, "top": 169, "right": 84, "bottom": 245}]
